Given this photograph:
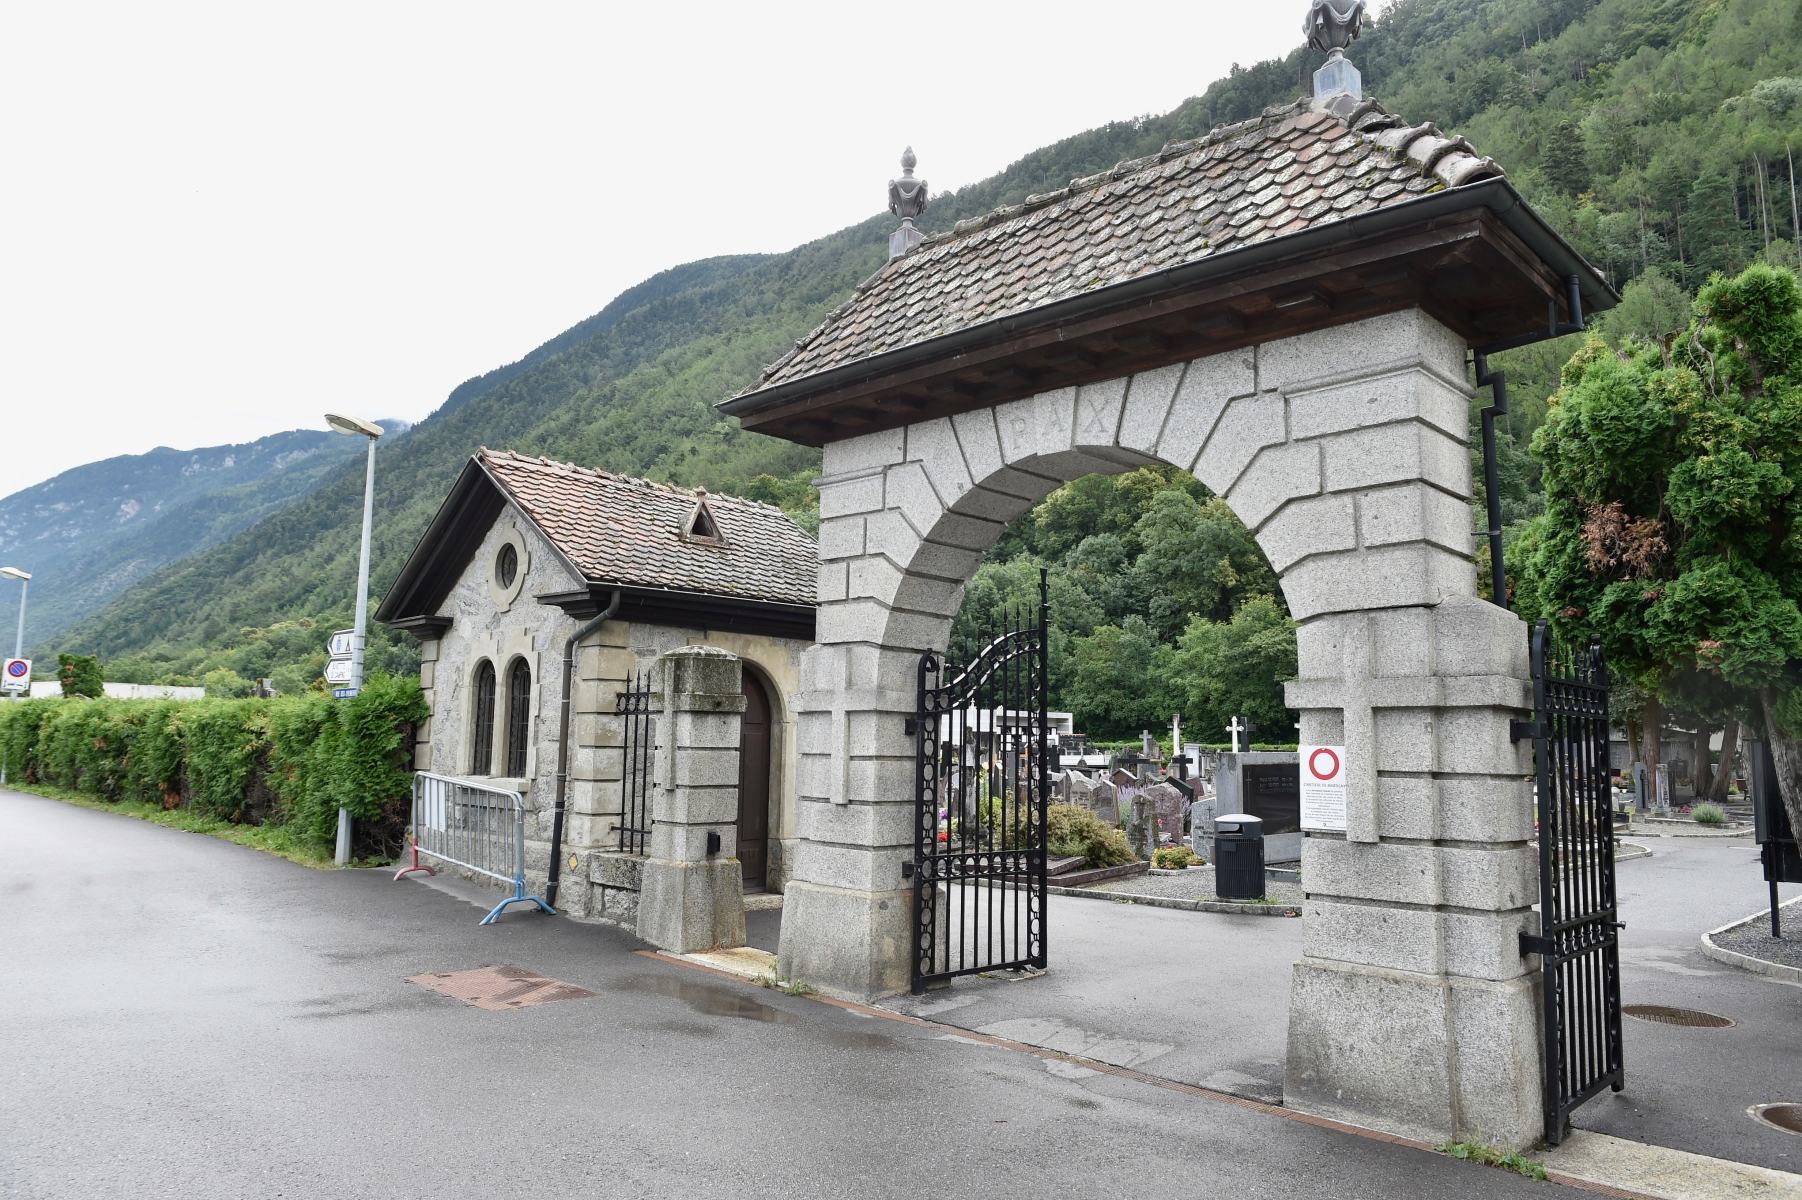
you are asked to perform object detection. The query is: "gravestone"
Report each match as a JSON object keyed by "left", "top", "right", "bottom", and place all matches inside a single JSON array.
[
  {"left": 1144, "top": 781, "right": 1187, "bottom": 849},
  {"left": 1091, "top": 779, "right": 1119, "bottom": 826},
  {"left": 1211, "top": 751, "right": 1302, "bottom": 863},
  {"left": 1125, "top": 794, "right": 1156, "bottom": 859}
]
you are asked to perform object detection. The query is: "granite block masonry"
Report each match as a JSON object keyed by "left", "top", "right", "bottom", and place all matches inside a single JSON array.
[
  {"left": 773, "top": 308, "right": 1545, "bottom": 1151},
  {"left": 635, "top": 646, "right": 748, "bottom": 954}
]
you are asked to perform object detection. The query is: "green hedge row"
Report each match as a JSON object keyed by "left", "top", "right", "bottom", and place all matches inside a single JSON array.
[{"left": 0, "top": 673, "right": 427, "bottom": 845}]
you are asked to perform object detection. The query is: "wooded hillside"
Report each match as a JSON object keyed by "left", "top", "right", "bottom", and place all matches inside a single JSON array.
[{"left": 40, "top": 0, "right": 1801, "bottom": 710}]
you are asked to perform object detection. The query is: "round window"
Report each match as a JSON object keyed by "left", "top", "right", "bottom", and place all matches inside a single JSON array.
[{"left": 495, "top": 543, "right": 518, "bottom": 590}]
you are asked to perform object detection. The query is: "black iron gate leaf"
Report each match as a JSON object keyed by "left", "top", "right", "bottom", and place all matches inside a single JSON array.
[
  {"left": 1519, "top": 620, "right": 1623, "bottom": 1144},
  {"left": 616, "top": 670, "right": 654, "bottom": 855},
  {"left": 911, "top": 570, "right": 1050, "bottom": 993}
]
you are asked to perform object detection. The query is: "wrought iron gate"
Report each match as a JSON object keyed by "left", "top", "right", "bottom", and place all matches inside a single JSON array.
[
  {"left": 1516, "top": 620, "right": 1623, "bottom": 1144},
  {"left": 615, "top": 670, "right": 654, "bottom": 854},
  {"left": 908, "top": 571, "right": 1050, "bottom": 993}
]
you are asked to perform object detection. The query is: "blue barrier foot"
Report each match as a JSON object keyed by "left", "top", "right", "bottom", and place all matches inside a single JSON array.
[{"left": 480, "top": 892, "right": 555, "bottom": 925}]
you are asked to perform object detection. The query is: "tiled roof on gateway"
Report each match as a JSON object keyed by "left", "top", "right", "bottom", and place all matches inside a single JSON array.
[
  {"left": 739, "top": 97, "right": 1503, "bottom": 395},
  {"left": 478, "top": 449, "right": 817, "bottom": 608}
]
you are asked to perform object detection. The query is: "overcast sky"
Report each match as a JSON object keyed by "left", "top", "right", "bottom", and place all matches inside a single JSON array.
[{"left": 2, "top": 1, "right": 1315, "bottom": 494}]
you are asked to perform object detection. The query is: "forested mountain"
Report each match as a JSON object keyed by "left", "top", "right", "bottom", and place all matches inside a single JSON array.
[
  {"left": 38, "top": 0, "right": 1802, "bottom": 709},
  {"left": 0, "top": 426, "right": 402, "bottom": 647}
]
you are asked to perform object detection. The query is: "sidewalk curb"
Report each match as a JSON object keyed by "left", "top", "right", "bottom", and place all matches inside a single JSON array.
[
  {"left": 1047, "top": 884, "right": 1301, "bottom": 917},
  {"left": 1699, "top": 897, "right": 1802, "bottom": 985},
  {"left": 640, "top": 949, "right": 1665, "bottom": 1198}
]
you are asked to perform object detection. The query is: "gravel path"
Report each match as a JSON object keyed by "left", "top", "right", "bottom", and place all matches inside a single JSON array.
[
  {"left": 1088, "top": 866, "right": 1305, "bottom": 904},
  {"left": 1714, "top": 920, "right": 1802, "bottom": 970}
]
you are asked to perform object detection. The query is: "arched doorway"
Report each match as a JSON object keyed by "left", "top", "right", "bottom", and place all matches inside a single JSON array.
[{"left": 738, "top": 669, "right": 773, "bottom": 891}]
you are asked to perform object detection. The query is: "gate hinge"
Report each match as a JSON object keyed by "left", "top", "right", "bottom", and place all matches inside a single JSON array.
[
  {"left": 903, "top": 718, "right": 919, "bottom": 737},
  {"left": 902, "top": 860, "right": 915, "bottom": 879},
  {"left": 1519, "top": 931, "right": 1556, "bottom": 957},
  {"left": 1510, "top": 719, "right": 1546, "bottom": 743}
]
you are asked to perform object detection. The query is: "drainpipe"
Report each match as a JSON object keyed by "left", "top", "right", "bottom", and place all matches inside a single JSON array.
[
  {"left": 1473, "top": 351, "right": 1511, "bottom": 610},
  {"left": 1470, "top": 275, "right": 1587, "bottom": 611},
  {"left": 546, "top": 588, "right": 621, "bottom": 909}
]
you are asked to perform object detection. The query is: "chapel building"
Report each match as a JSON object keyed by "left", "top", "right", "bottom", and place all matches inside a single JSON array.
[{"left": 375, "top": 448, "right": 817, "bottom": 915}]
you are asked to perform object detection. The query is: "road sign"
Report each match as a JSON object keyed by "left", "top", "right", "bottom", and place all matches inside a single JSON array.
[
  {"left": 324, "top": 658, "right": 355, "bottom": 685},
  {"left": 1, "top": 658, "right": 29, "bottom": 693},
  {"left": 328, "top": 629, "right": 355, "bottom": 658},
  {"left": 332, "top": 687, "right": 359, "bottom": 700},
  {"left": 1299, "top": 744, "right": 1346, "bottom": 832}
]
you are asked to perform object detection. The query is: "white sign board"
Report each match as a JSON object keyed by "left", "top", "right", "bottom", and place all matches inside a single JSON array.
[
  {"left": 328, "top": 629, "right": 356, "bottom": 658},
  {"left": 1299, "top": 744, "right": 1347, "bottom": 832},
  {"left": 324, "top": 658, "right": 355, "bottom": 685},
  {"left": 1, "top": 658, "right": 29, "bottom": 693}
]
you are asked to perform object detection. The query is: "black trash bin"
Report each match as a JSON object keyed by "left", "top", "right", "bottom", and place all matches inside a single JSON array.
[{"left": 1214, "top": 813, "right": 1264, "bottom": 900}]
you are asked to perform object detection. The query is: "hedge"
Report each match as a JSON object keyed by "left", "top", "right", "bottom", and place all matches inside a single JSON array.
[{"left": 0, "top": 673, "right": 427, "bottom": 848}]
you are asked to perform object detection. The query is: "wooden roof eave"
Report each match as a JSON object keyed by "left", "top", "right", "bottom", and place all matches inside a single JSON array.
[{"left": 719, "top": 179, "right": 1617, "bottom": 448}]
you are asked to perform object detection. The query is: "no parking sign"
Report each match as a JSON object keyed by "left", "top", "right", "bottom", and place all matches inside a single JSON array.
[
  {"left": 2, "top": 658, "right": 29, "bottom": 694},
  {"left": 1299, "top": 744, "right": 1346, "bottom": 832}
]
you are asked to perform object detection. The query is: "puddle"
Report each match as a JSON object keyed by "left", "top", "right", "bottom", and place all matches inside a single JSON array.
[
  {"left": 618, "top": 974, "right": 795, "bottom": 1023},
  {"left": 619, "top": 973, "right": 902, "bottom": 1049}
]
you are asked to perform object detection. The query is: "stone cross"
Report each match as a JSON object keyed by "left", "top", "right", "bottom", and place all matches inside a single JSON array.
[
  {"left": 1170, "top": 714, "right": 1184, "bottom": 776},
  {"left": 1226, "top": 716, "right": 1249, "bottom": 754}
]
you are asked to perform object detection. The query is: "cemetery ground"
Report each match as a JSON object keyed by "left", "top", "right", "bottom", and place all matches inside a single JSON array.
[{"left": 3, "top": 791, "right": 1800, "bottom": 1200}]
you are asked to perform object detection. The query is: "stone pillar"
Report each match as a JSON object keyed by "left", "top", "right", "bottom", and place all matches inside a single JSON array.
[
  {"left": 1253, "top": 308, "right": 1543, "bottom": 1150},
  {"left": 635, "top": 646, "right": 747, "bottom": 953}
]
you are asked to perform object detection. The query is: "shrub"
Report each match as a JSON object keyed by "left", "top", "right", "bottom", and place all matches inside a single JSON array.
[
  {"left": 1047, "top": 802, "right": 1135, "bottom": 868},
  {"left": 0, "top": 674, "right": 426, "bottom": 854},
  {"left": 1691, "top": 802, "right": 1728, "bottom": 826},
  {"left": 1153, "top": 845, "right": 1199, "bottom": 869}
]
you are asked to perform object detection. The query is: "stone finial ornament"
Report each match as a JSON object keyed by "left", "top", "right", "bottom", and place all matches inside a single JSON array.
[
  {"left": 1305, "top": 0, "right": 1365, "bottom": 104},
  {"left": 888, "top": 147, "right": 929, "bottom": 259},
  {"left": 1302, "top": 0, "right": 1364, "bottom": 52}
]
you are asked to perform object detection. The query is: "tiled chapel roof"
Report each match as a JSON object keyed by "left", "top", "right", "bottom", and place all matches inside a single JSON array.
[
  {"left": 478, "top": 449, "right": 817, "bottom": 607},
  {"left": 741, "top": 97, "right": 1504, "bottom": 394}
]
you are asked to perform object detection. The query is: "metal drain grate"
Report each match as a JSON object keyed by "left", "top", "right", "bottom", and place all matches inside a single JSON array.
[
  {"left": 1623, "top": 1004, "right": 1734, "bottom": 1028},
  {"left": 408, "top": 965, "right": 595, "bottom": 1011},
  {"left": 1752, "top": 1104, "right": 1802, "bottom": 1136}
]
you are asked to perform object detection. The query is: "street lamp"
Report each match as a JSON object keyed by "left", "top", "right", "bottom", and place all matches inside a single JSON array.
[
  {"left": 1, "top": 567, "right": 29, "bottom": 704},
  {"left": 325, "top": 411, "right": 384, "bottom": 865}
]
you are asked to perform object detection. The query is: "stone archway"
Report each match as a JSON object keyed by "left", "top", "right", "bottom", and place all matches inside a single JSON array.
[{"left": 777, "top": 308, "right": 1541, "bottom": 1148}]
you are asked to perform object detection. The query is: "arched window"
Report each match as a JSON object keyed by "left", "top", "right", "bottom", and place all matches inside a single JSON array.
[
  {"left": 505, "top": 659, "right": 532, "bottom": 777},
  {"left": 471, "top": 660, "right": 496, "bottom": 775}
]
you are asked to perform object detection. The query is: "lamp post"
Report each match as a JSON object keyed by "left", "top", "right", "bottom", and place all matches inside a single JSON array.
[
  {"left": 2, "top": 566, "right": 29, "bottom": 704},
  {"left": 324, "top": 411, "right": 384, "bottom": 865}
]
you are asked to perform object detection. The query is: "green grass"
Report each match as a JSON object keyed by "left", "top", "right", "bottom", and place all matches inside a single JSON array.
[
  {"left": 1691, "top": 802, "right": 1728, "bottom": 826},
  {"left": 4, "top": 780, "right": 344, "bottom": 869},
  {"left": 1436, "top": 1141, "right": 1549, "bottom": 1181}
]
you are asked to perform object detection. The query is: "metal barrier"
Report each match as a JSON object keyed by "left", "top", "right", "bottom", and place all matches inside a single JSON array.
[{"left": 393, "top": 771, "right": 553, "bottom": 925}]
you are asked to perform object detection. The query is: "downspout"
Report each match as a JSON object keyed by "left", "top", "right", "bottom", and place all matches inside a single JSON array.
[
  {"left": 1473, "top": 351, "right": 1511, "bottom": 610},
  {"left": 1471, "top": 275, "right": 1587, "bottom": 611},
  {"left": 546, "top": 588, "right": 621, "bottom": 909}
]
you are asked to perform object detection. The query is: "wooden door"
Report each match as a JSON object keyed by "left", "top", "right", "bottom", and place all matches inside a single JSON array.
[{"left": 738, "top": 670, "right": 772, "bottom": 890}]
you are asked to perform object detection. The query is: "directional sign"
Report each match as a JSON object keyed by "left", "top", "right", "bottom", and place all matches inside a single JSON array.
[
  {"left": 328, "top": 629, "right": 356, "bottom": 658},
  {"left": 1299, "top": 744, "right": 1347, "bottom": 832},
  {"left": 1, "top": 658, "right": 29, "bottom": 693},
  {"left": 324, "top": 658, "right": 355, "bottom": 685}
]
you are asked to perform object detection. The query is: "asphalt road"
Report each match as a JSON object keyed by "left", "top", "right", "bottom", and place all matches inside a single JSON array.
[
  {"left": 0, "top": 789, "right": 1558, "bottom": 1199},
  {"left": 1573, "top": 835, "right": 1802, "bottom": 1171}
]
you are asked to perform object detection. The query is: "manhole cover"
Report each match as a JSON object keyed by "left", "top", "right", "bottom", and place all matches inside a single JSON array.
[
  {"left": 1623, "top": 1004, "right": 1734, "bottom": 1028},
  {"left": 1752, "top": 1104, "right": 1802, "bottom": 1136},
  {"left": 408, "top": 965, "right": 595, "bottom": 1011}
]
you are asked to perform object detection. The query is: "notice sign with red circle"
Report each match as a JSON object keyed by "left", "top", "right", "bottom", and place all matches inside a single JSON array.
[
  {"left": 1, "top": 658, "right": 29, "bottom": 694},
  {"left": 1299, "top": 744, "right": 1347, "bottom": 832}
]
